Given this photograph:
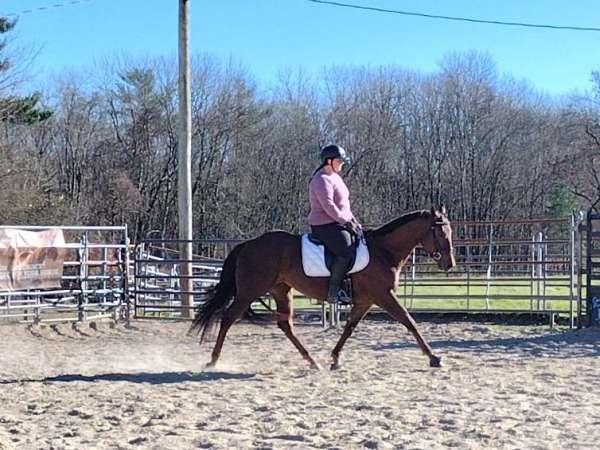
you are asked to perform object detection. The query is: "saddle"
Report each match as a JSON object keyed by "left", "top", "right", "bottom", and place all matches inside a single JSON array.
[
  {"left": 300, "top": 234, "right": 370, "bottom": 277},
  {"left": 301, "top": 234, "right": 369, "bottom": 304}
]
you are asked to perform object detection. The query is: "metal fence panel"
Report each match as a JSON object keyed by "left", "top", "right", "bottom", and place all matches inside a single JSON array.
[
  {"left": 133, "top": 216, "right": 583, "bottom": 328},
  {"left": 0, "top": 225, "right": 129, "bottom": 324}
]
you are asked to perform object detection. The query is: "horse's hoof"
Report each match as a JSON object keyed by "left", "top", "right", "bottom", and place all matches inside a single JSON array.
[
  {"left": 330, "top": 361, "right": 342, "bottom": 370},
  {"left": 310, "top": 362, "right": 323, "bottom": 371},
  {"left": 429, "top": 355, "right": 442, "bottom": 368},
  {"left": 205, "top": 361, "right": 217, "bottom": 369}
]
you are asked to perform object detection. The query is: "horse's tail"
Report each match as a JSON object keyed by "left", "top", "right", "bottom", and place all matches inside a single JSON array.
[{"left": 188, "top": 242, "right": 244, "bottom": 344}]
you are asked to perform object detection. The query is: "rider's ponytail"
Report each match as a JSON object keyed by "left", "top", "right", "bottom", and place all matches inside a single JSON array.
[{"left": 310, "top": 161, "right": 327, "bottom": 180}]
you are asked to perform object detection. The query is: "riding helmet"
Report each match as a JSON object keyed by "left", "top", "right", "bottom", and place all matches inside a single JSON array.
[{"left": 320, "top": 144, "right": 351, "bottom": 164}]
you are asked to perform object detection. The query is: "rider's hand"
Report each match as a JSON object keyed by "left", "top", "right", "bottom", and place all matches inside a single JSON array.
[
  {"left": 344, "top": 220, "right": 363, "bottom": 239},
  {"left": 344, "top": 221, "right": 356, "bottom": 233},
  {"left": 351, "top": 217, "right": 362, "bottom": 231}
]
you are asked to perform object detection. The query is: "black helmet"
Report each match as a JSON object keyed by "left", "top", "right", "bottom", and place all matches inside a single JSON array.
[{"left": 320, "top": 144, "right": 350, "bottom": 164}]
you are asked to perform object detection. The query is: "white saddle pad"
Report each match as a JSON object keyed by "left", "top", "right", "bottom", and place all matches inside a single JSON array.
[{"left": 301, "top": 234, "right": 370, "bottom": 277}]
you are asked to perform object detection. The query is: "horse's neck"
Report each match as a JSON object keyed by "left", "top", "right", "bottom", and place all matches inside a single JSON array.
[{"left": 374, "top": 218, "right": 428, "bottom": 269}]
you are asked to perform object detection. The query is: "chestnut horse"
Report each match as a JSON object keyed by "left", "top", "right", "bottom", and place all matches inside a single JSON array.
[{"left": 190, "top": 208, "right": 456, "bottom": 369}]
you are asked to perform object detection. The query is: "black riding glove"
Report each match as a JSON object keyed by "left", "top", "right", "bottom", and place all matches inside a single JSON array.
[{"left": 344, "top": 219, "right": 364, "bottom": 241}]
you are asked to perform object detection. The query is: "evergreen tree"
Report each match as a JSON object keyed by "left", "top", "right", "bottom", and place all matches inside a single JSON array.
[
  {"left": 547, "top": 185, "right": 579, "bottom": 218},
  {"left": 0, "top": 17, "right": 52, "bottom": 123}
]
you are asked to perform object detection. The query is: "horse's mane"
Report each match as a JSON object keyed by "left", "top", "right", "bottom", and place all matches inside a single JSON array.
[{"left": 369, "top": 210, "right": 430, "bottom": 237}]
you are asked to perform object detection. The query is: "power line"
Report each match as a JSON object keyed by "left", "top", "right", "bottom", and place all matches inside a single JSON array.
[
  {"left": 1, "top": 0, "right": 94, "bottom": 18},
  {"left": 307, "top": 0, "right": 600, "bottom": 33}
]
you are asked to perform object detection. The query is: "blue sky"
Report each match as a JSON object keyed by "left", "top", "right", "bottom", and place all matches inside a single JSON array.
[{"left": 2, "top": 0, "right": 600, "bottom": 96}]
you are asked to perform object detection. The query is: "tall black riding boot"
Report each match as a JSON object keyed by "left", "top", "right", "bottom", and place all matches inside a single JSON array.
[{"left": 326, "top": 256, "right": 352, "bottom": 304}]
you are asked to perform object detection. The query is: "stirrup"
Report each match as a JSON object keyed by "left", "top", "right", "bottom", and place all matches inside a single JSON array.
[
  {"left": 327, "top": 289, "right": 351, "bottom": 305},
  {"left": 336, "top": 289, "right": 352, "bottom": 305}
]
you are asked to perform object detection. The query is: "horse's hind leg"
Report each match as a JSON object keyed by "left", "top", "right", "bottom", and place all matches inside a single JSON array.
[
  {"left": 375, "top": 290, "right": 442, "bottom": 368},
  {"left": 206, "top": 295, "right": 254, "bottom": 368},
  {"left": 271, "top": 284, "right": 321, "bottom": 369}
]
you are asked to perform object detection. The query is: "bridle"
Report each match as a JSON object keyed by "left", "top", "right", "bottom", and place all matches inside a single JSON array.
[{"left": 428, "top": 219, "right": 447, "bottom": 261}]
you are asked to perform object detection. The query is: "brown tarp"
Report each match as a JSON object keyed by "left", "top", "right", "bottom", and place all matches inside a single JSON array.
[{"left": 0, "top": 229, "right": 66, "bottom": 291}]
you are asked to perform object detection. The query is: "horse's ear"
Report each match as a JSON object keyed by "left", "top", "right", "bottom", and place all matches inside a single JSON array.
[{"left": 430, "top": 206, "right": 436, "bottom": 216}]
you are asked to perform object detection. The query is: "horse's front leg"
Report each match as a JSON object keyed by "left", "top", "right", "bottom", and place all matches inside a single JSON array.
[
  {"left": 330, "top": 300, "right": 372, "bottom": 370},
  {"left": 375, "top": 289, "right": 442, "bottom": 367}
]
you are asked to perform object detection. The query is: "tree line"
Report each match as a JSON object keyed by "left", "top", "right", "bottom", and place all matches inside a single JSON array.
[{"left": 0, "top": 21, "right": 598, "bottom": 242}]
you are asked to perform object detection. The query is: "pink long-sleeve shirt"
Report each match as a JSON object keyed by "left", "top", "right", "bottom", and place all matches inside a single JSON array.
[{"left": 308, "top": 169, "right": 354, "bottom": 226}]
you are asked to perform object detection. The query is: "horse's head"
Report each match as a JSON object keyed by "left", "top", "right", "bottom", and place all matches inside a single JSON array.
[{"left": 420, "top": 206, "right": 456, "bottom": 272}]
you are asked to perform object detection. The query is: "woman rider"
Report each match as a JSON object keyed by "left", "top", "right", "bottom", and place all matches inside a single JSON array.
[{"left": 308, "top": 144, "right": 362, "bottom": 304}]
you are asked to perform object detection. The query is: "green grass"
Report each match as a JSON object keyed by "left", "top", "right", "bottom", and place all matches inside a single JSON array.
[
  {"left": 395, "top": 279, "right": 575, "bottom": 312},
  {"left": 136, "top": 276, "right": 586, "bottom": 318},
  {"left": 255, "top": 276, "right": 580, "bottom": 313}
]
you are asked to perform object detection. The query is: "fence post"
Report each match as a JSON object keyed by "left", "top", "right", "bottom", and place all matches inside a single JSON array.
[
  {"left": 569, "top": 214, "right": 576, "bottom": 328},
  {"left": 542, "top": 231, "right": 548, "bottom": 311},
  {"left": 577, "top": 216, "right": 584, "bottom": 328},
  {"left": 77, "top": 232, "right": 88, "bottom": 322},
  {"left": 134, "top": 242, "right": 142, "bottom": 320},
  {"left": 485, "top": 224, "right": 494, "bottom": 309},
  {"left": 101, "top": 247, "right": 108, "bottom": 305},
  {"left": 530, "top": 232, "right": 535, "bottom": 310},
  {"left": 121, "top": 233, "right": 131, "bottom": 325},
  {"left": 535, "top": 231, "right": 543, "bottom": 310},
  {"left": 465, "top": 241, "right": 471, "bottom": 311}
]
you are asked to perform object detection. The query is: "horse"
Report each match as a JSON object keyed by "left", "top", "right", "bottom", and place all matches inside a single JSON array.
[{"left": 189, "top": 207, "right": 456, "bottom": 369}]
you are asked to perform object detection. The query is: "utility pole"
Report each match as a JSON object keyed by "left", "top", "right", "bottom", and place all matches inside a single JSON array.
[{"left": 178, "top": 0, "right": 193, "bottom": 318}]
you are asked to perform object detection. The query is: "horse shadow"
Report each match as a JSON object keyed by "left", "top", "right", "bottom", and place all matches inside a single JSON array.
[
  {"left": 0, "top": 371, "right": 256, "bottom": 385},
  {"left": 372, "top": 328, "right": 600, "bottom": 359}
]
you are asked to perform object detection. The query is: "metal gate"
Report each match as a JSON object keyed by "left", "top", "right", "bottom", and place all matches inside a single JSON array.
[
  {"left": 133, "top": 239, "right": 234, "bottom": 318},
  {"left": 586, "top": 209, "right": 600, "bottom": 326},
  {"left": 384, "top": 215, "right": 583, "bottom": 329},
  {"left": 0, "top": 225, "right": 129, "bottom": 323}
]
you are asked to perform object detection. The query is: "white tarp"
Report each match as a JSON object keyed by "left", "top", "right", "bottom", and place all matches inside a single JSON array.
[{"left": 0, "top": 229, "right": 66, "bottom": 290}]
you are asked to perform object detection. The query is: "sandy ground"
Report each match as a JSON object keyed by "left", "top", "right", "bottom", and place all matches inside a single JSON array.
[{"left": 0, "top": 316, "right": 599, "bottom": 450}]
